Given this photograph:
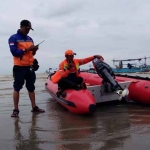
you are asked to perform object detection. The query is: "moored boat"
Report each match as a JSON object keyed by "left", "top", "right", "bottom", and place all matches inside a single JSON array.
[{"left": 112, "top": 57, "right": 150, "bottom": 73}]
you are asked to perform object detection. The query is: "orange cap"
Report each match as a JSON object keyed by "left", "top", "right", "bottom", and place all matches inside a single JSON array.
[{"left": 65, "top": 49, "right": 76, "bottom": 56}]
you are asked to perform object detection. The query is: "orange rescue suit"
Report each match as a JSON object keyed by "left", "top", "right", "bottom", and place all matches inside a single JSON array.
[{"left": 51, "top": 56, "right": 94, "bottom": 83}]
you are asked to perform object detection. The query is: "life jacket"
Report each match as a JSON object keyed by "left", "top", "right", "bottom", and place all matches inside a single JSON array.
[
  {"left": 14, "top": 41, "right": 34, "bottom": 66},
  {"left": 51, "top": 59, "right": 80, "bottom": 83},
  {"left": 63, "top": 59, "right": 80, "bottom": 75}
]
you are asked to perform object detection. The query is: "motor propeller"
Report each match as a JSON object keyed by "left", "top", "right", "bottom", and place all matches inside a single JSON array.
[{"left": 116, "top": 88, "right": 129, "bottom": 100}]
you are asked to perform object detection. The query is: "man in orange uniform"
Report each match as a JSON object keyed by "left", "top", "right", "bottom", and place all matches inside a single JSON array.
[
  {"left": 8, "top": 20, "right": 45, "bottom": 117},
  {"left": 55, "top": 49, "right": 104, "bottom": 97}
]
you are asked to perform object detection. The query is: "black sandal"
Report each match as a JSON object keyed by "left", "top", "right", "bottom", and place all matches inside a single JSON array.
[
  {"left": 11, "top": 109, "right": 19, "bottom": 117},
  {"left": 31, "top": 106, "right": 45, "bottom": 113}
]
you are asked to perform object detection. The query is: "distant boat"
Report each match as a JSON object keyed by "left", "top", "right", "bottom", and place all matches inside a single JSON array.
[
  {"left": 112, "top": 57, "right": 150, "bottom": 73},
  {"left": 112, "top": 67, "right": 149, "bottom": 73}
]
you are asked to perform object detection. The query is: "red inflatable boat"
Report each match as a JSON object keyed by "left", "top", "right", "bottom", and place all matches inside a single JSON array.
[
  {"left": 45, "top": 71, "right": 131, "bottom": 114},
  {"left": 45, "top": 59, "right": 150, "bottom": 114}
]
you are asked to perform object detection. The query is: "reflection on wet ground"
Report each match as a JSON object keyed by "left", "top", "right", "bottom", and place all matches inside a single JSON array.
[{"left": 0, "top": 76, "right": 150, "bottom": 150}]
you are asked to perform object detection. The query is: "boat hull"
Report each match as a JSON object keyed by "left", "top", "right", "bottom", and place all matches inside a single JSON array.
[
  {"left": 45, "top": 78, "right": 96, "bottom": 114},
  {"left": 45, "top": 72, "right": 133, "bottom": 114},
  {"left": 46, "top": 71, "right": 150, "bottom": 114},
  {"left": 115, "top": 75, "right": 150, "bottom": 105}
]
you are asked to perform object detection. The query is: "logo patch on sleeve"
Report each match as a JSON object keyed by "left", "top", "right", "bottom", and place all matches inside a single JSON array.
[{"left": 9, "top": 42, "right": 14, "bottom": 45}]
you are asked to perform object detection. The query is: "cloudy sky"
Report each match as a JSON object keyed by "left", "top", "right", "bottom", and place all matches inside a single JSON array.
[{"left": 1, "top": 0, "right": 150, "bottom": 75}]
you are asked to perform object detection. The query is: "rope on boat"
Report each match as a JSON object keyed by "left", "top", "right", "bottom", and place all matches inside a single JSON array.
[{"left": 115, "top": 74, "right": 150, "bottom": 81}]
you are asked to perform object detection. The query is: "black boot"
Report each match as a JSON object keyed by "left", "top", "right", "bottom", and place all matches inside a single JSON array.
[{"left": 56, "top": 88, "right": 65, "bottom": 97}]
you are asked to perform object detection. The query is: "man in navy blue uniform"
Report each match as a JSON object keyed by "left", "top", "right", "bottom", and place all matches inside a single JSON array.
[{"left": 8, "top": 20, "right": 45, "bottom": 117}]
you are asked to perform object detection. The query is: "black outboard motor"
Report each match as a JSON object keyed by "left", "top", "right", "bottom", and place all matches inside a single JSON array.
[
  {"left": 92, "top": 58, "right": 129, "bottom": 101},
  {"left": 92, "top": 58, "right": 122, "bottom": 91}
]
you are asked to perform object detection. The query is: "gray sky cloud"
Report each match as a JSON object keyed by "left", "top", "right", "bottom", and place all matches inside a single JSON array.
[{"left": 1, "top": 0, "right": 150, "bottom": 75}]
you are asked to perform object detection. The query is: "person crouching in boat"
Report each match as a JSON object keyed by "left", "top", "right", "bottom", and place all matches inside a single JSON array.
[{"left": 51, "top": 49, "right": 104, "bottom": 97}]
